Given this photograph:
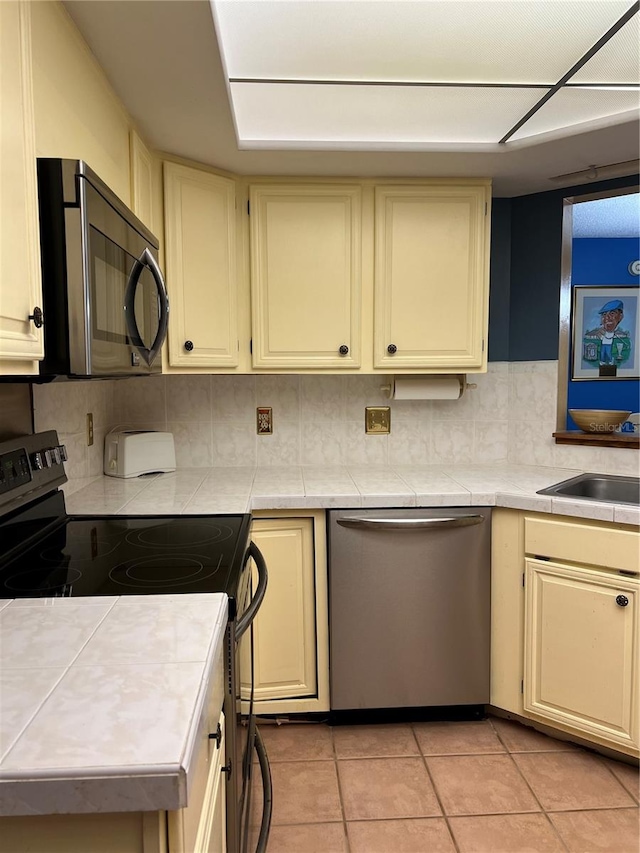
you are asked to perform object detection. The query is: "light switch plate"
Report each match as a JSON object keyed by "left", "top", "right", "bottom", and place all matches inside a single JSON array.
[{"left": 365, "top": 406, "right": 391, "bottom": 434}]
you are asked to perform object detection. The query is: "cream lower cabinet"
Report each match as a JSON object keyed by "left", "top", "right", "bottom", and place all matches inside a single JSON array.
[
  {"left": 168, "top": 712, "right": 226, "bottom": 853},
  {"left": 0, "top": 0, "right": 44, "bottom": 375},
  {"left": 241, "top": 511, "right": 329, "bottom": 714},
  {"left": 492, "top": 509, "right": 639, "bottom": 757},
  {"left": 163, "top": 162, "right": 239, "bottom": 369},
  {"left": 249, "top": 184, "right": 362, "bottom": 369},
  {"left": 373, "top": 183, "right": 490, "bottom": 370},
  {"left": 0, "top": 713, "right": 227, "bottom": 853},
  {"left": 524, "top": 559, "right": 638, "bottom": 754}
]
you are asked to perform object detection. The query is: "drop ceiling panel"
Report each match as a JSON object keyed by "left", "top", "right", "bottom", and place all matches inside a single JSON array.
[
  {"left": 571, "top": 17, "right": 640, "bottom": 83},
  {"left": 214, "top": 0, "right": 631, "bottom": 84},
  {"left": 511, "top": 88, "right": 640, "bottom": 141},
  {"left": 230, "top": 83, "right": 545, "bottom": 145}
]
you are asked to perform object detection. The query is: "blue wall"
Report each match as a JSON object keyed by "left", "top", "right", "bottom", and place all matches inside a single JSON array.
[
  {"left": 487, "top": 173, "right": 640, "bottom": 362},
  {"left": 566, "top": 237, "right": 640, "bottom": 427}
]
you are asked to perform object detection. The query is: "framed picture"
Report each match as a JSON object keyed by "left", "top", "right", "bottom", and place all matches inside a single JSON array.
[{"left": 572, "top": 285, "right": 640, "bottom": 380}]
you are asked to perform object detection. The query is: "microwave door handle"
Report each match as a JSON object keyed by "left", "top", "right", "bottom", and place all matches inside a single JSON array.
[
  {"left": 236, "top": 542, "right": 268, "bottom": 641},
  {"left": 124, "top": 248, "right": 170, "bottom": 367}
]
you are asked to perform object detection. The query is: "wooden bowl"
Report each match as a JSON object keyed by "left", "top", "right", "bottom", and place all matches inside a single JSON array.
[{"left": 568, "top": 409, "right": 632, "bottom": 433}]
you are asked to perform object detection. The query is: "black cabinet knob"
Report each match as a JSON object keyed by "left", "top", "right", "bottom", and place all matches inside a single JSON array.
[
  {"left": 387, "top": 343, "right": 397, "bottom": 355},
  {"left": 616, "top": 595, "right": 629, "bottom": 607},
  {"left": 339, "top": 345, "right": 349, "bottom": 356},
  {"left": 184, "top": 340, "right": 194, "bottom": 352},
  {"left": 29, "top": 307, "right": 44, "bottom": 328},
  {"left": 208, "top": 722, "right": 222, "bottom": 748}
]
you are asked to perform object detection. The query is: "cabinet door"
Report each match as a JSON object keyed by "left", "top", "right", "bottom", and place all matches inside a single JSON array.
[
  {"left": 524, "top": 559, "right": 639, "bottom": 752},
  {"left": 0, "top": 1, "right": 44, "bottom": 372},
  {"left": 241, "top": 512, "right": 329, "bottom": 713},
  {"left": 374, "top": 184, "right": 490, "bottom": 370},
  {"left": 164, "top": 163, "right": 238, "bottom": 367},
  {"left": 169, "top": 713, "right": 225, "bottom": 853},
  {"left": 130, "top": 130, "right": 156, "bottom": 233},
  {"left": 250, "top": 184, "right": 361, "bottom": 368}
]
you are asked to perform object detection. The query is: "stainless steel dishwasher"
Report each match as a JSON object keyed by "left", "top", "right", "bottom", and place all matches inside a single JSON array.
[{"left": 328, "top": 507, "right": 491, "bottom": 714}]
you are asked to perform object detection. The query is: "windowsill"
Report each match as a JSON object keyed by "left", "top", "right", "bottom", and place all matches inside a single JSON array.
[{"left": 553, "top": 431, "right": 639, "bottom": 449}]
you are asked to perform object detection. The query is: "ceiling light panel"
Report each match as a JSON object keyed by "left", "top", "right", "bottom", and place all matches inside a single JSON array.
[
  {"left": 571, "top": 16, "right": 640, "bottom": 83},
  {"left": 229, "top": 82, "right": 545, "bottom": 145},
  {"left": 213, "top": 0, "right": 631, "bottom": 85},
  {"left": 510, "top": 88, "right": 640, "bottom": 141}
]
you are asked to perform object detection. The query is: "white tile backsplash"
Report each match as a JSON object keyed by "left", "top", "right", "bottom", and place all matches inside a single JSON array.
[{"left": 32, "top": 362, "right": 639, "bottom": 479}]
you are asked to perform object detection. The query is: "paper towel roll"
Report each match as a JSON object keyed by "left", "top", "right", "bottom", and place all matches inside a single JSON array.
[{"left": 386, "top": 376, "right": 464, "bottom": 400}]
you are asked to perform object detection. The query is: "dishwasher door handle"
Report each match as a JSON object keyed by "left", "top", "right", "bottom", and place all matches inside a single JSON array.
[{"left": 336, "top": 515, "right": 484, "bottom": 530}]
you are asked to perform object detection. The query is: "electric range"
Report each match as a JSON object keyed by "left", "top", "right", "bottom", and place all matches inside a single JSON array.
[{"left": 0, "top": 430, "right": 271, "bottom": 853}]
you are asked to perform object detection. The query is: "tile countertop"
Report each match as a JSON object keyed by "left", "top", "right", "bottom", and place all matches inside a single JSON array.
[
  {"left": 63, "top": 465, "right": 640, "bottom": 525},
  {"left": 0, "top": 594, "right": 228, "bottom": 817}
]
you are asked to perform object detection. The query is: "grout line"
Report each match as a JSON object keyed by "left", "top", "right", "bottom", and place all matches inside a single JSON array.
[
  {"left": 489, "top": 719, "right": 549, "bottom": 817},
  {"left": 539, "top": 810, "right": 572, "bottom": 852},
  {"left": 330, "top": 726, "right": 353, "bottom": 853},
  {"left": 409, "top": 723, "right": 461, "bottom": 853},
  {"left": 594, "top": 753, "right": 640, "bottom": 804}
]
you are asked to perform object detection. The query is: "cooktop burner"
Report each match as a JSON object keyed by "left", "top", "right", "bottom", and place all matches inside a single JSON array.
[{"left": 0, "top": 501, "right": 251, "bottom": 599}]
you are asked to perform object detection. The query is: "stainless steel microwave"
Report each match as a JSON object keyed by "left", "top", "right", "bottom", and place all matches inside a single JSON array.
[{"left": 35, "top": 159, "right": 169, "bottom": 379}]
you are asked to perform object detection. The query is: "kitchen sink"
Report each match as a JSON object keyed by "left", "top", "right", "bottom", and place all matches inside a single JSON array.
[{"left": 537, "top": 473, "right": 640, "bottom": 506}]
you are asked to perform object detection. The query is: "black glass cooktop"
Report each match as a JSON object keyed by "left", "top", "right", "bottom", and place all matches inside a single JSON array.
[{"left": 0, "top": 492, "right": 251, "bottom": 600}]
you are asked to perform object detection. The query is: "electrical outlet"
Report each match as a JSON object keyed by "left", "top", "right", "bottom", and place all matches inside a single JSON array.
[
  {"left": 365, "top": 406, "right": 391, "bottom": 434},
  {"left": 257, "top": 407, "right": 273, "bottom": 435},
  {"left": 86, "top": 412, "right": 94, "bottom": 446}
]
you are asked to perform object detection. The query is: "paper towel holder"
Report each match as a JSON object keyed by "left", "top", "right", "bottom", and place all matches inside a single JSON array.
[{"left": 380, "top": 375, "right": 477, "bottom": 400}]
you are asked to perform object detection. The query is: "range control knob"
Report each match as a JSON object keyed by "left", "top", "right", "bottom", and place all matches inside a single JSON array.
[
  {"left": 31, "top": 452, "right": 44, "bottom": 471},
  {"left": 57, "top": 445, "right": 68, "bottom": 462}
]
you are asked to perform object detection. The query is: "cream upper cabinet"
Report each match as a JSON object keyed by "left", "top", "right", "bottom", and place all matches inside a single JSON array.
[
  {"left": 241, "top": 511, "right": 329, "bottom": 714},
  {"left": 525, "top": 559, "right": 638, "bottom": 754},
  {"left": 249, "top": 184, "right": 362, "bottom": 369},
  {"left": 373, "top": 183, "right": 490, "bottom": 370},
  {"left": 164, "top": 162, "right": 238, "bottom": 368},
  {"left": 0, "top": 1, "right": 44, "bottom": 374},
  {"left": 130, "top": 130, "right": 156, "bottom": 233}
]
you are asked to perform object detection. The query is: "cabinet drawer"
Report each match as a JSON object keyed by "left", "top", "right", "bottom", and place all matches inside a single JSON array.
[{"left": 524, "top": 515, "right": 639, "bottom": 573}]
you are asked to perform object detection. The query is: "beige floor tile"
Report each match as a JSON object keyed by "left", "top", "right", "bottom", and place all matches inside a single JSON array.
[
  {"left": 603, "top": 757, "right": 640, "bottom": 803},
  {"left": 449, "top": 813, "right": 566, "bottom": 852},
  {"left": 332, "top": 723, "right": 419, "bottom": 758},
  {"left": 413, "top": 720, "right": 505, "bottom": 755},
  {"left": 256, "top": 722, "right": 334, "bottom": 762},
  {"left": 338, "top": 757, "right": 441, "bottom": 821},
  {"left": 490, "top": 717, "right": 578, "bottom": 752},
  {"left": 265, "top": 822, "right": 348, "bottom": 852},
  {"left": 347, "top": 817, "right": 456, "bottom": 853},
  {"left": 513, "top": 752, "right": 636, "bottom": 811},
  {"left": 268, "top": 760, "right": 342, "bottom": 825},
  {"left": 549, "top": 807, "right": 640, "bottom": 853},
  {"left": 427, "top": 754, "right": 539, "bottom": 816}
]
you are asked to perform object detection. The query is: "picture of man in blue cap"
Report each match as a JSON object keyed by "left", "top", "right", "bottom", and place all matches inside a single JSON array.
[{"left": 583, "top": 299, "right": 631, "bottom": 367}]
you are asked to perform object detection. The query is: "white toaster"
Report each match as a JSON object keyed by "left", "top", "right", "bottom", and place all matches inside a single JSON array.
[{"left": 104, "top": 430, "right": 176, "bottom": 478}]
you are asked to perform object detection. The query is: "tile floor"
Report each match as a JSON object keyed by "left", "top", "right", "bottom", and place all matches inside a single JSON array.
[{"left": 250, "top": 716, "right": 639, "bottom": 853}]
